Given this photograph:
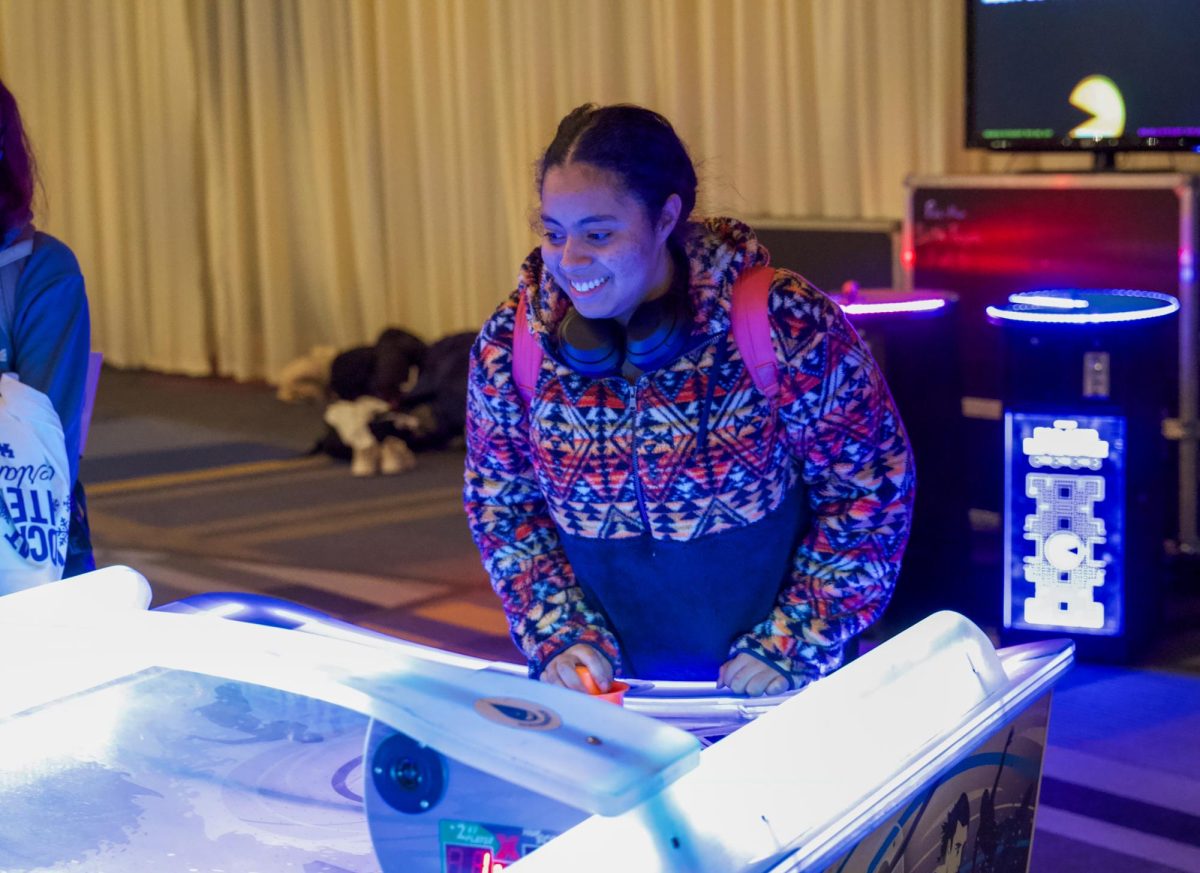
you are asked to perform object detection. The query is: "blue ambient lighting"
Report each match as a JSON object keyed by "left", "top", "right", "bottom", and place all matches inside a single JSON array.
[{"left": 987, "top": 289, "right": 1179, "bottom": 325}]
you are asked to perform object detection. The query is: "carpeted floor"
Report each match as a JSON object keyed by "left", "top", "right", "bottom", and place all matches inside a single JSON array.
[
  {"left": 82, "top": 367, "right": 1200, "bottom": 873},
  {"left": 85, "top": 367, "right": 516, "bottom": 661}
]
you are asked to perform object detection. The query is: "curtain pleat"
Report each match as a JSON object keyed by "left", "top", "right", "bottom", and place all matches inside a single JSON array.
[{"left": 1, "top": 0, "right": 1197, "bottom": 381}]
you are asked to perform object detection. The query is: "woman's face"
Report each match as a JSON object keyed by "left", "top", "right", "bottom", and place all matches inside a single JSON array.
[{"left": 539, "top": 162, "right": 678, "bottom": 324}]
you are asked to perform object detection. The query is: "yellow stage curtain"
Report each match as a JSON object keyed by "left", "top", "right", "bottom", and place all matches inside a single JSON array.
[{"left": 2, "top": 0, "right": 1196, "bottom": 381}]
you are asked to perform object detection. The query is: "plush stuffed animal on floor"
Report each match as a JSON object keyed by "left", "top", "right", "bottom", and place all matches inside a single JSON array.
[
  {"left": 275, "top": 345, "right": 339, "bottom": 404},
  {"left": 322, "top": 395, "right": 417, "bottom": 476},
  {"left": 299, "top": 327, "right": 474, "bottom": 476}
]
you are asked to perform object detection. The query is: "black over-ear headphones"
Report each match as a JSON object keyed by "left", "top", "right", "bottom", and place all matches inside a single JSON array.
[
  {"left": 557, "top": 291, "right": 693, "bottom": 378},
  {"left": 556, "top": 244, "right": 693, "bottom": 378}
]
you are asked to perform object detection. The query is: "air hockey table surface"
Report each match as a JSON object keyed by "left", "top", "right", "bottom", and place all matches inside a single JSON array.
[{"left": 0, "top": 567, "right": 1072, "bottom": 873}]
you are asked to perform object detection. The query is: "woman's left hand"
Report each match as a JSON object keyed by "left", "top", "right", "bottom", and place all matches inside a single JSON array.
[{"left": 718, "top": 653, "right": 790, "bottom": 696}]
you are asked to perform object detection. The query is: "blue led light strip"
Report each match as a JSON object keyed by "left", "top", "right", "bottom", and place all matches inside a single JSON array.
[{"left": 987, "top": 289, "right": 1179, "bottom": 325}]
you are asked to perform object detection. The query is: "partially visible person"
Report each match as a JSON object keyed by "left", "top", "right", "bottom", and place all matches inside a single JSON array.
[{"left": 0, "top": 77, "right": 94, "bottom": 582}]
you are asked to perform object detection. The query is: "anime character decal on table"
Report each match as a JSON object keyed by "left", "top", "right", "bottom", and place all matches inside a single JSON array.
[{"left": 824, "top": 695, "right": 1048, "bottom": 873}]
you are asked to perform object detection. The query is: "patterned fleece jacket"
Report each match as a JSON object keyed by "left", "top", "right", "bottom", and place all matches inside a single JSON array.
[{"left": 463, "top": 217, "right": 914, "bottom": 688}]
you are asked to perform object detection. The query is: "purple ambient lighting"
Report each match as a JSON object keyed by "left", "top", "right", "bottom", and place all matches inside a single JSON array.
[
  {"left": 840, "top": 298, "right": 947, "bottom": 316},
  {"left": 1009, "top": 294, "right": 1089, "bottom": 310}
]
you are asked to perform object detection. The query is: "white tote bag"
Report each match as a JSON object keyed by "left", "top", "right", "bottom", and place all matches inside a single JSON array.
[{"left": 0, "top": 373, "right": 70, "bottom": 594}]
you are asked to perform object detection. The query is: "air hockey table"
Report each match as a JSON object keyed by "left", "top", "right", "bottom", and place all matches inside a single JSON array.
[{"left": 0, "top": 566, "right": 1072, "bottom": 873}]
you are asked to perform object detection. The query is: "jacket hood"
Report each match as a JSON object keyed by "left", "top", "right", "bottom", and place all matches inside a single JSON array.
[
  {"left": 517, "top": 217, "right": 770, "bottom": 345},
  {"left": 0, "top": 222, "right": 33, "bottom": 251}
]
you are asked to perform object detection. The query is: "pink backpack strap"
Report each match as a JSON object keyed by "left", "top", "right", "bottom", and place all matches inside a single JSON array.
[
  {"left": 731, "top": 265, "right": 779, "bottom": 400},
  {"left": 512, "top": 293, "right": 541, "bottom": 406}
]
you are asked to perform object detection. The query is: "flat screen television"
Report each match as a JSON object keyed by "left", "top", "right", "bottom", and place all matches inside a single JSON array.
[{"left": 966, "top": 0, "right": 1200, "bottom": 168}]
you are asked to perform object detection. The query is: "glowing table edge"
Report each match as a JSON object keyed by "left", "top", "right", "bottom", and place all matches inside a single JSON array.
[{"left": 0, "top": 566, "right": 1074, "bottom": 872}]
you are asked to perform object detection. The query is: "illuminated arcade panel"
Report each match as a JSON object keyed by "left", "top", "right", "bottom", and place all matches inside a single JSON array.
[{"left": 1005, "top": 412, "right": 1125, "bottom": 636}]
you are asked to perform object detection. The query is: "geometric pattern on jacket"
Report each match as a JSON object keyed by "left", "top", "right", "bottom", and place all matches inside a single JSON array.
[{"left": 464, "top": 217, "right": 915, "bottom": 686}]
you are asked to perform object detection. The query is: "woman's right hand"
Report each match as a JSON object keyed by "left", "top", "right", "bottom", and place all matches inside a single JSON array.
[{"left": 540, "top": 644, "right": 614, "bottom": 693}]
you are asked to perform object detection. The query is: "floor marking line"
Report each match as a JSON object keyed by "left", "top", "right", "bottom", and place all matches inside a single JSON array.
[
  {"left": 180, "top": 486, "right": 464, "bottom": 538},
  {"left": 1044, "top": 745, "right": 1200, "bottom": 818},
  {"left": 1036, "top": 805, "right": 1200, "bottom": 872},
  {"left": 219, "top": 498, "right": 465, "bottom": 546},
  {"left": 89, "top": 456, "right": 329, "bottom": 497},
  {"left": 210, "top": 558, "right": 450, "bottom": 609},
  {"left": 90, "top": 509, "right": 275, "bottom": 564},
  {"left": 91, "top": 461, "right": 342, "bottom": 506}
]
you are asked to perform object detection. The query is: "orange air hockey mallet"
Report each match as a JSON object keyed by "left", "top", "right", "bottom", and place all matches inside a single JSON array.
[{"left": 574, "top": 665, "right": 629, "bottom": 705}]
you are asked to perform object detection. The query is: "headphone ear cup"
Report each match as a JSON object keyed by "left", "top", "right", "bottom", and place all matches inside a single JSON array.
[
  {"left": 557, "top": 309, "right": 625, "bottom": 378},
  {"left": 625, "top": 294, "right": 691, "bottom": 372}
]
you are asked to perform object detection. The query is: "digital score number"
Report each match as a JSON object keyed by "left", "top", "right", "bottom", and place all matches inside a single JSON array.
[{"left": 440, "top": 819, "right": 557, "bottom": 872}]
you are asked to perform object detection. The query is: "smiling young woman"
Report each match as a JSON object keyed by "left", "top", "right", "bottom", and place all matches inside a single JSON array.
[
  {"left": 538, "top": 161, "right": 679, "bottom": 325},
  {"left": 463, "top": 103, "right": 915, "bottom": 699}
]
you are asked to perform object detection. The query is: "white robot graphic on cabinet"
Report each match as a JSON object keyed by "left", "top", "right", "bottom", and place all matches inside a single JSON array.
[{"left": 1021, "top": 420, "right": 1109, "bottom": 629}]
